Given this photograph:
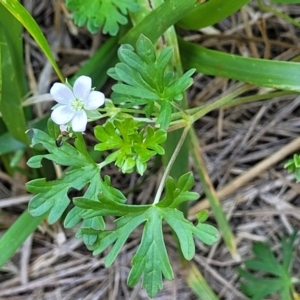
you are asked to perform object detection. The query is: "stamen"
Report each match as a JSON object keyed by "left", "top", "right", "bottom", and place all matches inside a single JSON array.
[{"left": 71, "top": 98, "right": 84, "bottom": 111}]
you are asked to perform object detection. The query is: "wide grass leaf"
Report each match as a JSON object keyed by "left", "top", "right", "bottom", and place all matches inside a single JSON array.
[
  {"left": 0, "top": 24, "right": 28, "bottom": 144},
  {"left": 179, "top": 38, "right": 300, "bottom": 92},
  {"left": 177, "top": 0, "right": 250, "bottom": 29}
]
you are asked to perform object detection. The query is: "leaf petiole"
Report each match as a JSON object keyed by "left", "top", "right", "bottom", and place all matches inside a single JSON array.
[{"left": 153, "top": 125, "right": 190, "bottom": 204}]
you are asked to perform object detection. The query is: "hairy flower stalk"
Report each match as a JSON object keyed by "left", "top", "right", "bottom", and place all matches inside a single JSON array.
[{"left": 50, "top": 75, "right": 105, "bottom": 132}]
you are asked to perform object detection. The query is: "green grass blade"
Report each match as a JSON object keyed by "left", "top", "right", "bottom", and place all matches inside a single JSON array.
[
  {"left": 0, "top": 25, "right": 28, "bottom": 144},
  {"left": 0, "top": 0, "right": 64, "bottom": 82},
  {"left": 179, "top": 38, "right": 300, "bottom": 92},
  {"left": 185, "top": 261, "right": 219, "bottom": 300},
  {"left": 0, "top": 210, "right": 45, "bottom": 268},
  {"left": 0, "top": 4, "right": 27, "bottom": 95},
  {"left": 122, "top": 0, "right": 200, "bottom": 45},
  {"left": 70, "top": 36, "right": 119, "bottom": 88},
  {"left": 189, "top": 128, "right": 238, "bottom": 258},
  {"left": 0, "top": 132, "right": 26, "bottom": 155},
  {"left": 177, "top": 0, "right": 250, "bottom": 29}
]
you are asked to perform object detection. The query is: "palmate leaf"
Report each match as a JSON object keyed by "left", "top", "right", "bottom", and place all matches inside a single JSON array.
[
  {"left": 108, "top": 35, "right": 195, "bottom": 129},
  {"left": 238, "top": 233, "right": 297, "bottom": 300},
  {"left": 26, "top": 129, "right": 101, "bottom": 224},
  {"left": 66, "top": 0, "right": 139, "bottom": 35},
  {"left": 284, "top": 154, "right": 300, "bottom": 181},
  {"left": 239, "top": 269, "right": 285, "bottom": 300},
  {"left": 75, "top": 172, "right": 219, "bottom": 297},
  {"left": 94, "top": 118, "right": 167, "bottom": 175}
]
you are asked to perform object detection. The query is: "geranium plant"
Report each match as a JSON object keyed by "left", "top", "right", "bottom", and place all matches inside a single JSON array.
[{"left": 0, "top": 0, "right": 300, "bottom": 298}]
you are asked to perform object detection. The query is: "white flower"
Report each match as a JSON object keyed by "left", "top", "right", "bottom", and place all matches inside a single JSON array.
[{"left": 50, "top": 75, "right": 105, "bottom": 132}]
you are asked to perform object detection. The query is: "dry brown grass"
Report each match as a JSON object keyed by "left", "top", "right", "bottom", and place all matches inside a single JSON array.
[{"left": 1, "top": 1, "right": 300, "bottom": 299}]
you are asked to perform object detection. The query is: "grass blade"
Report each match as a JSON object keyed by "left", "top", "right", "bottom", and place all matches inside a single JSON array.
[
  {"left": 184, "top": 261, "right": 219, "bottom": 300},
  {"left": 0, "top": 4, "right": 27, "bottom": 95},
  {"left": 0, "top": 132, "right": 26, "bottom": 155},
  {"left": 0, "top": 25, "right": 28, "bottom": 144},
  {"left": 177, "top": 0, "right": 250, "bottom": 29},
  {"left": 0, "top": 211, "right": 45, "bottom": 268},
  {"left": 179, "top": 38, "right": 300, "bottom": 92},
  {"left": 189, "top": 128, "right": 238, "bottom": 258},
  {"left": 122, "top": 0, "right": 200, "bottom": 45},
  {"left": 70, "top": 36, "right": 119, "bottom": 88},
  {"left": 0, "top": 0, "right": 64, "bottom": 82}
]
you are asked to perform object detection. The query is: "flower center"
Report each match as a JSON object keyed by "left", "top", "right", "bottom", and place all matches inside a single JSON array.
[{"left": 71, "top": 98, "right": 84, "bottom": 111}]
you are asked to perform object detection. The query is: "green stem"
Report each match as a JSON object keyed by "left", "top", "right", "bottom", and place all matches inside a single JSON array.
[
  {"left": 153, "top": 125, "right": 190, "bottom": 204},
  {"left": 222, "top": 90, "right": 297, "bottom": 107},
  {"left": 103, "top": 90, "right": 298, "bottom": 132},
  {"left": 191, "top": 84, "right": 252, "bottom": 122},
  {"left": 169, "top": 89, "right": 296, "bottom": 127}
]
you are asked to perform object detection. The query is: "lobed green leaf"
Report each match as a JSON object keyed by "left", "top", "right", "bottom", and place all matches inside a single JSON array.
[
  {"left": 95, "top": 118, "right": 166, "bottom": 175},
  {"left": 158, "top": 172, "right": 199, "bottom": 208},
  {"left": 26, "top": 129, "right": 100, "bottom": 224},
  {"left": 109, "top": 35, "right": 195, "bottom": 129},
  {"left": 128, "top": 207, "right": 173, "bottom": 297},
  {"left": 238, "top": 235, "right": 297, "bottom": 300},
  {"left": 74, "top": 172, "right": 218, "bottom": 297},
  {"left": 66, "top": 0, "right": 139, "bottom": 35}
]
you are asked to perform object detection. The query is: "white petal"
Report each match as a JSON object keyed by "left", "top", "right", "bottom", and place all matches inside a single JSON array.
[
  {"left": 73, "top": 76, "right": 91, "bottom": 100},
  {"left": 84, "top": 91, "right": 105, "bottom": 110},
  {"left": 71, "top": 111, "right": 87, "bottom": 132},
  {"left": 51, "top": 105, "right": 75, "bottom": 125},
  {"left": 50, "top": 83, "right": 74, "bottom": 104}
]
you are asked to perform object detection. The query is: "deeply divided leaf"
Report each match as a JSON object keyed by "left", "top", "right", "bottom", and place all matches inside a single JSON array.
[
  {"left": 74, "top": 172, "right": 218, "bottom": 297},
  {"left": 127, "top": 207, "right": 173, "bottom": 297},
  {"left": 238, "top": 235, "right": 297, "bottom": 300},
  {"left": 94, "top": 118, "right": 167, "bottom": 174},
  {"left": 26, "top": 129, "right": 100, "bottom": 224},
  {"left": 109, "top": 35, "right": 195, "bottom": 129},
  {"left": 66, "top": 0, "right": 139, "bottom": 35}
]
